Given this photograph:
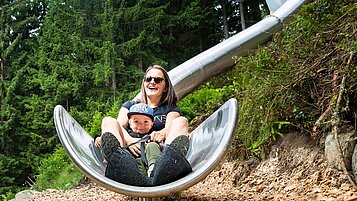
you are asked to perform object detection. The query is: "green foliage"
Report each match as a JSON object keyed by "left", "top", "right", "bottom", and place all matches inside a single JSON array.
[
  {"left": 179, "top": 87, "right": 225, "bottom": 121},
  {"left": 0, "top": 155, "right": 29, "bottom": 197},
  {"left": 84, "top": 96, "right": 129, "bottom": 136},
  {"left": 85, "top": 110, "right": 105, "bottom": 137},
  {"left": 1, "top": 191, "right": 16, "bottom": 201},
  {"left": 228, "top": 49, "right": 295, "bottom": 156},
  {"left": 33, "top": 146, "right": 83, "bottom": 191},
  {"left": 183, "top": 0, "right": 357, "bottom": 159},
  {"left": 187, "top": 0, "right": 357, "bottom": 158},
  {"left": 180, "top": 47, "right": 295, "bottom": 156},
  {"left": 0, "top": 0, "right": 48, "bottom": 195}
]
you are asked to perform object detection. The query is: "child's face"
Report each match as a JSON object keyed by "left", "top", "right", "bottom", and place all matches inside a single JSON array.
[{"left": 128, "top": 114, "right": 153, "bottom": 134}]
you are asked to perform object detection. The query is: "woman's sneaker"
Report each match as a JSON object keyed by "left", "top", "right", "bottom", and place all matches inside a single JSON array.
[
  {"left": 169, "top": 135, "right": 190, "bottom": 157},
  {"left": 101, "top": 132, "right": 120, "bottom": 161}
]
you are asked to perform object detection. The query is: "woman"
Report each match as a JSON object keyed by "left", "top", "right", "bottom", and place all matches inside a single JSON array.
[
  {"left": 95, "top": 65, "right": 191, "bottom": 186},
  {"left": 95, "top": 64, "right": 189, "bottom": 157}
]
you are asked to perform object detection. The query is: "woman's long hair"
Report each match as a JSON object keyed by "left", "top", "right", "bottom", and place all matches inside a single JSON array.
[{"left": 141, "top": 65, "right": 178, "bottom": 107}]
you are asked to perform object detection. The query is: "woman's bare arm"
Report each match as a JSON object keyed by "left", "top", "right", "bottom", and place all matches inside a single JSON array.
[{"left": 151, "top": 111, "right": 180, "bottom": 142}]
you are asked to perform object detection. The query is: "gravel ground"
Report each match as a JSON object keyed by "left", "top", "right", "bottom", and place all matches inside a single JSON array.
[{"left": 31, "top": 133, "right": 357, "bottom": 200}]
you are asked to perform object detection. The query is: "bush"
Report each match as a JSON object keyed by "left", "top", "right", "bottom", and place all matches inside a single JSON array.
[
  {"left": 33, "top": 146, "right": 83, "bottom": 191},
  {"left": 179, "top": 86, "right": 225, "bottom": 121}
]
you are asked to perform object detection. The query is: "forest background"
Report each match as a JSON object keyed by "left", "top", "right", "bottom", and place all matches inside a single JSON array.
[
  {"left": 1, "top": 0, "right": 356, "bottom": 200},
  {"left": 0, "top": 0, "right": 269, "bottom": 197}
]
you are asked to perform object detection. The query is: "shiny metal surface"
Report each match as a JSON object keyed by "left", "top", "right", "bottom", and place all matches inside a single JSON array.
[
  {"left": 266, "top": 0, "right": 288, "bottom": 12},
  {"left": 54, "top": 98, "right": 239, "bottom": 197},
  {"left": 168, "top": 0, "right": 306, "bottom": 100}
]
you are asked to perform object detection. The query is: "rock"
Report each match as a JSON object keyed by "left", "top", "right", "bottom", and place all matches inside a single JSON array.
[
  {"left": 283, "top": 184, "right": 297, "bottom": 191},
  {"left": 312, "top": 187, "right": 322, "bottom": 193},
  {"left": 9, "top": 190, "right": 37, "bottom": 201},
  {"left": 340, "top": 183, "right": 352, "bottom": 191},
  {"left": 325, "top": 125, "right": 356, "bottom": 170}
]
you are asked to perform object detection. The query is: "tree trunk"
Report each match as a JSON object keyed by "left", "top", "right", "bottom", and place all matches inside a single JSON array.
[
  {"left": 239, "top": 2, "right": 246, "bottom": 30},
  {"left": 139, "top": 54, "right": 144, "bottom": 71},
  {"left": 221, "top": 0, "right": 229, "bottom": 39},
  {"left": 244, "top": 0, "right": 261, "bottom": 27},
  {"left": 111, "top": 59, "right": 117, "bottom": 92},
  {"left": 199, "top": 31, "right": 203, "bottom": 52}
]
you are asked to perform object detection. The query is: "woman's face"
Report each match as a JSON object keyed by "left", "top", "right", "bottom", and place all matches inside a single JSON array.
[{"left": 144, "top": 68, "right": 166, "bottom": 101}]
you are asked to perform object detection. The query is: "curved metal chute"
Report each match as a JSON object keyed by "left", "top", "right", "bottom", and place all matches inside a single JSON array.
[{"left": 54, "top": 98, "right": 238, "bottom": 198}]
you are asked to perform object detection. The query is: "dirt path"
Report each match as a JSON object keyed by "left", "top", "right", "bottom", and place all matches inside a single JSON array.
[{"left": 32, "top": 133, "right": 357, "bottom": 200}]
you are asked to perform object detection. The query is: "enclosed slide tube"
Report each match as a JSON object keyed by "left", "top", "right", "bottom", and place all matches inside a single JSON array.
[
  {"left": 168, "top": 0, "right": 306, "bottom": 100},
  {"left": 54, "top": 0, "right": 307, "bottom": 199}
]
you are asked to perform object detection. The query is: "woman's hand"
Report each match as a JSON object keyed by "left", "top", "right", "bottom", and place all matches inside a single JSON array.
[
  {"left": 126, "top": 137, "right": 141, "bottom": 157},
  {"left": 150, "top": 130, "right": 166, "bottom": 143},
  {"left": 94, "top": 137, "right": 101, "bottom": 147}
]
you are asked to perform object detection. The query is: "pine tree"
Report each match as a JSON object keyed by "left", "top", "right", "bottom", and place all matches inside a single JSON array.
[{"left": 0, "top": 0, "right": 46, "bottom": 193}]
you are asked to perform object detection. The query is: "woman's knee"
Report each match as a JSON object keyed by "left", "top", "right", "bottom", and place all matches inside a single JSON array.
[
  {"left": 101, "top": 116, "right": 122, "bottom": 136},
  {"left": 101, "top": 116, "right": 125, "bottom": 145},
  {"left": 167, "top": 117, "right": 189, "bottom": 139},
  {"left": 101, "top": 116, "right": 118, "bottom": 127},
  {"left": 172, "top": 116, "right": 188, "bottom": 128}
]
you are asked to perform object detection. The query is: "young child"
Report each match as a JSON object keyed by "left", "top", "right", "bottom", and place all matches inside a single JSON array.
[
  {"left": 101, "top": 103, "right": 160, "bottom": 177},
  {"left": 125, "top": 103, "right": 160, "bottom": 176}
]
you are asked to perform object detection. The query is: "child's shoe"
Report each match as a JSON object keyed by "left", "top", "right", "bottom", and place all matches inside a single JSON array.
[{"left": 147, "top": 164, "right": 155, "bottom": 177}]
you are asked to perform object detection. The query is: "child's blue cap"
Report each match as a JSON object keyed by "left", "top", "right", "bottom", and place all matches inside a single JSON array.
[{"left": 127, "top": 103, "right": 154, "bottom": 121}]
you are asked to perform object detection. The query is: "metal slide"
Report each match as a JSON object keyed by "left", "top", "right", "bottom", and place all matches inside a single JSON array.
[
  {"left": 166, "top": 0, "right": 305, "bottom": 100},
  {"left": 54, "top": 98, "right": 238, "bottom": 198},
  {"left": 54, "top": 0, "right": 306, "bottom": 198}
]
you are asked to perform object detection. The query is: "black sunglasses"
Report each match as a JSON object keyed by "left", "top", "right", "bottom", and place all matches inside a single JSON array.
[{"left": 144, "top": 76, "right": 165, "bottom": 84}]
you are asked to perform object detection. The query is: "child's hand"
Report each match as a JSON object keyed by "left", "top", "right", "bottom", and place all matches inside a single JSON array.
[
  {"left": 127, "top": 138, "right": 141, "bottom": 157},
  {"left": 94, "top": 137, "right": 101, "bottom": 147}
]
